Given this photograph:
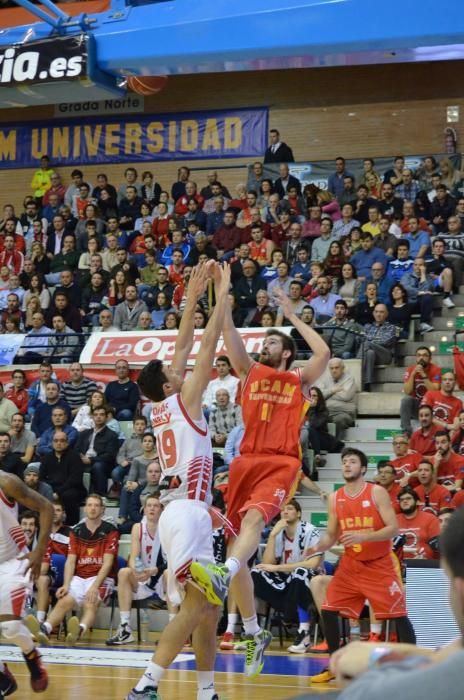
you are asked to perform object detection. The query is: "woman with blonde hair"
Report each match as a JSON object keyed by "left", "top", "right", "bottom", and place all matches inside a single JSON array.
[
  {"left": 30, "top": 241, "right": 50, "bottom": 276},
  {"left": 24, "top": 296, "right": 42, "bottom": 330},
  {"left": 439, "top": 157, "right": 464, "bottom": 193},
  {"left": 316, "top": 190, "right": 341, "bottom": 221},
  {"left": 72, "top": 390, "right": 121, "bottom": 435}
]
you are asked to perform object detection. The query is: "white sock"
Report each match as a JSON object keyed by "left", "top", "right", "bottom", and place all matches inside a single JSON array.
[
  {"left": 36, "top": 611, "right": 46, "bottom": 623},
  {"left": 80, "top": 623, "right": 87, "bottom": 634},
  {"left": 168, "top": 613, "right": 176, "bottom": 622},
  {"left": 298, "top": 622, "right": 310, "bottom": 633},
  {"left": 371, "top": 623, "right": 381, "bottom": 634},
  {"left": 135, "top": 662, "right": 165, "bottom": 691},
  {"left": 224, "top": 557, "right": 241, "bottom": 579},
  {"left": 226, "top": 613, "right": 239, "bottom": 634},
  {"left": 242, "top": 614, "right": 260, "bottom": 636},
  {"left": 43, "top": 622, "right": 52, "bottom": 634},
  {"left": 197, "top": 671, "right": 215, "bottom": 700},
  {"left": 120, "top": 612, "right": 131, "bottom": 626}
]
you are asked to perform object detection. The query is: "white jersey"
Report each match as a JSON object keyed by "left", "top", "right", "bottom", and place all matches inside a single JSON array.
[
  {"left": 0, "top": 487, "right": 28, "bottom": 563},
  {"left": 151, "top": 392, "right": 213, "bottom": 506},
  {"left": 139, "top": 516, "right": 161, "bottom": 569}
]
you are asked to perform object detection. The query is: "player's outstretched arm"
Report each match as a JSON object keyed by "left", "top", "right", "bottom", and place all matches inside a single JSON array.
[
  {"left": 182, "top": 263, "right": 231, "bottom": 416},
  {"left": 0, "top": 471, "right": 53, "bottom": 581},
  {"left": 223, "top": 299, "right": 253, "bottom": 381},
  {"left": 171, "top": 262, "right": 210, "bottom": 376}
]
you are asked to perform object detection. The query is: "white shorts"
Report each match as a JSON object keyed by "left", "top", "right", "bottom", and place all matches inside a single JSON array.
[
  {"left": 158, "top": 499, "right": 214, "bottom": 606},
  {"left": 68, "top": 575, "right": 114, "bottom": 607},
  {"left": 133, "top": 577, "right": 164, "bottom": 601},
  {"left": 0, "top": 558, "right": 32, "bottom": 617}
]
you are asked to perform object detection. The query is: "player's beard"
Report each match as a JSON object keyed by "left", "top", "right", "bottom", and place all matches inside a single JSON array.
[{"left": 259, "top": 350, "right": 280, "bottom": 368}]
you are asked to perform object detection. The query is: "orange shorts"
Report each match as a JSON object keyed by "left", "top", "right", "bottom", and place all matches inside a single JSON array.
[
  {"left": 226, "top": 454, "right": 301, "bottom": 532},
  {"left": 322, "top": 552, "right": 406, "bottom": 620}
]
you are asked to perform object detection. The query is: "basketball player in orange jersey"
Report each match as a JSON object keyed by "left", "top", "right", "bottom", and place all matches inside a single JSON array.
[
  {"left": 192, "top": 287, "right": 330, "bottom": 677},
  {"left": 307, "top": 447, "right": 416, "bottom": 684},
  {"left": 0, "top": 470, "right": 53, "bottom": 696}
]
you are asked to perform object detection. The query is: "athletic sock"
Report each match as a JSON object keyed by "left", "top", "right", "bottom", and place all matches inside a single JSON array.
[
  {"left": 120, "top": 612, "right": 131, "bottom": 626},
  {"left": 226, "top": 613, "right": 239, "bottom": 635},
  {"left": 224, "top": 557, "right": 241, "bottom": 579},
  {"left": 197, "top": 671, "right": 215, "bottom": 700},
  {"left": 135, "top": 662, "right": 165, "bottom": 691},
  {"left": 297, "top": 606, "right": 310, "bottom": 631},
  {"left": 43, "top": 622, "right": 52, "bottom": 635},
  {"left": 370, "top": 623, "right": 381, "bottom": 634},
  {"left": 242, "top": 614, "right": 260, "bottom": 636},
  {"left": 79, "top": 623, "right": 87, "bottom": 635},
  {"left": 36, "top": 612, "right": 46, "bottom": 623}
]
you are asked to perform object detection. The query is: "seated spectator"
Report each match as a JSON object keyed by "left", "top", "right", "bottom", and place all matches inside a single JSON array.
[
  {"left": 332, "top": 202, "right": 360, "bottom": 239},
  {"left": 212, "top": 210, "right": 241, "bottom": 259},
  {"left": 208, "top": 389, "right": 242, "bottom": 447},
  {"left": 110, "top": 248, "right": 140, "bottom": 286},
  {"left": 95, "top": 308, "right": 119, "bottom": 333},
  {"left": 386, "top": 240, "right": 414, "bottom": 283},
  {"left": 166, "top": 250, "right": 185, "bottom": 286},
  {"left": 19, "top": 510, "right": 39, "bottom": 548},
  {"left": 17, "top": 311, "right": 53, "bottom": 363},
  {"left": 0, "top": 431, "right": 25, "bottom": 477},
  {"left": 248, "top": 224, "right": 275, "bottom": 267},
  {"left": 410, "top": 404, "right": 441, "bottom": 456},
  {"left": 400, "top": 347, "right": 442, "bottom": 434},
  {"left": 0, "top": 381, "right": 19, "bottom": 432},
  {"left": 451, "top": 409, "right": 464, "bottom": 455},
  {"left": 56, "top": 268, "right": 83, "bottom": 309},
  {"left": 379, "top": 181, "right": 404, "bottom": 219},
  {"left": 351, "top": 232, "right": 388, "bottom": 281},
  {"left": 46, "top": 291, "right": 82, "bottom": 333},
  {"left": 233, "top": 259, "right": 267, "bottom": 321},
  {"left": 45, "top": 234, "right": 80, "bottom": 285},
  {"left": 76, "top": 406, "right": 121, "bottom": 496},
  {"left": 243, "top": 289, "right": 272, "bottom": 327},
  {"left": 403, "top": 216, "right": 431, "bottom": 258},
  {"left": 396, "top": 486, "right": 440, "bottom": 559},
  {"left": 162, "top": 311, "right": 179, "bottom": 330},
  {"left": 27, "top": 360, "right": 56, "bottom": 415},
  {"left": 311, "top": 219, "right": 336, "bottom": 262},
  {"left": 251, "top": 500, "right": 322, "bottom": 654},
  {"left": 422, "top": 370, "right": 463, "bottom": 431},
  {"left": 106, "top": 493, "right": 166, "bottom": 646},
  {"left": 290, "top": 306, "right": 316, "bottom": 356},
  {"left": 105, "top": 360, "right": 140, "bottom": 421},
  {"left": 321, "top": 300, "right": 361, "bottom": 359},
  {"left": 438, "top": 214, "right": 464, "bottom": 287},
  {"left": 361, "top": 205, "right": 381, "bottom": 236},
  {"left": 113, "top": 285, "right": 149, "bottom": 331},
  {"left": 389, "top": 433, "right": 422, "bottom": 487},
  {"left": 22, "top": 462, "right": 53, "bottom": 502},
  {"left": 37, "top": 405, "right": 78, "bottom": 457},
  {"left": 72, "top": 390, "right": 120, "bottom": 438},
  {"left": 109, "top": 270, "right": 129, "bottom": 307},
  {"left": 388, "top": 283, "right": 412, "bottom": 338},
  {"left": 310, "top": 275, "right": 341, "bottom": 324},
  {"left": 300, "top": 387, "right": 344, "bottom": 472},
  {"left": 375, "top": 461, "right": 401, "bottom": 512},
  {"left": 352, "top": 184, "right": 379, "bottom": 224},
  {"left": 61, "top": 363, "right": 98, "bottom": 418},
  {"left": 31, "top": 381, "right": 71, "bottom": 437},
  {"left": 0, "top": 292, "right": 24, "bottom": 330},
  {"left": 290, "top": 246, "right": 312, "bottom": 283},
  {"left": 137, "top": 460, "right": 162, "bottom": 510},
  {"left": 414, "top": 459, "right": 453, "bottom": 516},
  {"left": 118, "top": 434, "right": 158, "bottom": 527},
  {"left": 425, "top": 237, "right": 455, "bottom": 308},
  {"left": 357, "top": 303, "right": 397, "bottom": 389},
  {"left": 335, "top": 262, "right": 361, "bottom": 309},
  {"left": 21, "top": 274, "right": 51, "bottom": 314},
  {"left": 343, "top": 226, "right": 363, "bottom": 258},
  {"left": 159, "top": 229, "right": 192, "bottom": 266},
  {"left": 202, "top": 355, "right": 240, "bottom": 414},
  {"left": 433, "top": 430, "right": 464, "bottom": 490},
  {"left": 322, "top": 240, "right": 346, "bottom": 280},
  {"left": 360, "top": 261, "right": 393, "bottom": 305},
  {"left": 400, "top": 257, "right": 435, "bottom": 333},
  {"left": 186, "top": 231, "right": 217, "bottom": 266},
  {"left": 136, "top": 311, "right": 153, "bottom": 331},
  {"left": 80, "top": 271, "right": 109, "bottom": 325},
  {"left": 10, "top": 412, "right": 37, "bottom": 464},
  {"left": 275, "top": 280, "right": 307, "bottom": 325},
  {"left": 27, "top": 494, "right": 118, "bottom": 645},
  {"left": 49, "top": 314, "right": 81, "bottom": 361},
  {"left": 317, "top": 358, "right": 357, "bottom": 438},
  {"left": 430, "top": 184, "right": 456, "bottom": 234},
  {"left": 110, "top": 415, "right": 148, "bottom": 491},
  {"left": 34, "top": 499, "right": 72, "bottom": 626},
  {"left": 267, "top": 260, "right": 293, "bottom": 300},
  {"left": 373, "top": 216, "right": 398, "bottom": 256}
]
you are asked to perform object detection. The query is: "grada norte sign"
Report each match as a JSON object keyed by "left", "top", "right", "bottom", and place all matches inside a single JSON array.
[{"left": 80, "top": 328, "right": 291, "bottom": 366}]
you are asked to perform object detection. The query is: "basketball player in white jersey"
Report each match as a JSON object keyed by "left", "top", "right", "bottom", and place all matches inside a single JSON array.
[
  {"left": 0, "top": 470, "right": 53, "bottom": 696},
  {"left": 125, "top": 261, "right": 231, "bottom": 700},
  {"left": 106, "top": 493, "right": 165, "bottom": 645}
]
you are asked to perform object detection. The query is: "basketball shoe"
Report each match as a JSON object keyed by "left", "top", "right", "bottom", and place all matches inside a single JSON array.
[
  {"left": 106, "top": 624, "right": 135, "bottom": 646},
  {"left": 288, "top": 630, "right": 311, "bottom": 653},
  {"left": 66, "top": 616, "right": 84, "bottom": 646},
  {"left": 23, "top": 648, "right": 48, "bottom": 692},
  {"left": 310, "top": 667, "right": 336, "bottom": 683},
  {"left": 125, "top": 688, "right": 160, "bottom": 700},
  {"left": 24, "top": 615, "right": 50, "bottom": 646},
  {"left": 190, "top": 561, "right": 230, "bottom": 606},
  {"left": 0, "top": 664, "right": 17, "bottom": 697},
  {"left": 243, "top": 628, "right": 272, "bottom": 677}
]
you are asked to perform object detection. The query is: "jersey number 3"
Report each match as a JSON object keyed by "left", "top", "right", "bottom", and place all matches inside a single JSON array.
[{"left": 159, "top": 429, "right": 177, "bottom": 469}]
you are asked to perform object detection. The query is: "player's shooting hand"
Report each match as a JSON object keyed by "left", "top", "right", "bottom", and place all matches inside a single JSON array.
[
  {"left": 339, "top": 532, "right": 366, "bottom": 546},
  {"left": 187, "top": 262, "right": 209, "bottom": 301},
  {"left": 17, "top": 548, "right": 44, "bottom": 582},
  {"left": 272, "top": 287, "right": 292, "bottom": 317},
  {"left": 214, "top": 261, "right": 231, "bottom": 296}
]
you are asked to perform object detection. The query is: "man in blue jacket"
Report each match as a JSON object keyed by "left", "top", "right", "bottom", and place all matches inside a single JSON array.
[
  {"left": 351, "top": 233, "right": 388, "bottom": 280},
  {"left": 31, "top": 382, "right": 71, "bottom": 437},
  {"left": 104, "top": 360, "right": 140, "bottom": 421}
]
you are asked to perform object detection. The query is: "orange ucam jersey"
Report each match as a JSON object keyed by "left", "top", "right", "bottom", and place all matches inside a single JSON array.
[
  {"left": 239, "top": 363, "right": 310, "bottom": 459},
  {"left": 335, "top": 482, "right": 392, "bottom": 561}
]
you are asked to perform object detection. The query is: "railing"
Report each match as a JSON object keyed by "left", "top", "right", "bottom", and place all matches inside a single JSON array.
[{"left": 13, "top": 330, "right": 93, "bottom": 364}]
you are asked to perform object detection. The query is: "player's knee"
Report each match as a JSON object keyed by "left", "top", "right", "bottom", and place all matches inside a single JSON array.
[
  {"left": 118, "top": 567, "right": 132, "bottom": 582},
  {"left": 1, "top": 619, "right": 26, "bottom": 640},
  {"left": 241, "top": 508, "right": 265, "bottom": 530}
]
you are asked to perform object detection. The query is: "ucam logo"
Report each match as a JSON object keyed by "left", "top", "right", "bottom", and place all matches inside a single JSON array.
[{"left": 0, "top": 36, "right": 86, "bottom": 85}]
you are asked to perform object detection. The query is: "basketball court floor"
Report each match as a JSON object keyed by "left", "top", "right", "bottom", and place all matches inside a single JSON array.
[{"left": 1, "top": 637, "right": 334, "bottom": 699}]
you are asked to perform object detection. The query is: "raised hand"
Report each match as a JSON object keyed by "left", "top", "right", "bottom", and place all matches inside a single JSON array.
[
  {"left": 272, "top": 286, "right": 293, "bottom": 318},
  {"left": 186, "top": 262, "right": 209, "bottom": 302},
  {"left": 214, "top": 262, "right": 231, "bottom": 296}
]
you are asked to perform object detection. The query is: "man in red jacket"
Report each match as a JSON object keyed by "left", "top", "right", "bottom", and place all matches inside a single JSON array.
[
  {"left": 414, "top": 459, "right": 452, "bottom": 516},
  {"left": 397, "top": 487, "right": 440, "bottom": 560},
  {"left": 410, "top": 404, "right": 441, "bottom": 456},
  {"left": 401, "top": 347, "right": 441, "bottom": 435},
  {"left": 422, "top": 371, "right": 463, "bottom": 431},
  {"left": 390, "top": 434, "right": 422, "bottom": 487}
]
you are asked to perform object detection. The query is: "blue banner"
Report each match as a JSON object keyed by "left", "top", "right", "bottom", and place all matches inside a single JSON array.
[{"left": 0, "top": 107, "right": 268, "bottom": 169}]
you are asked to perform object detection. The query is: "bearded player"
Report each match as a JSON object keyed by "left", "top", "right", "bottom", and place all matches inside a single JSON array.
[
  {"left": 125, "top": 261, "right": 231, "bottom": 700},
  {"left": 191, "top": 287, "right": 330, "bottom": 677},
  {"left": 307, "top": 447, "right": 416, "bottom": 684},
  {"left": 0, "top": 470, "right": 53, "bottom": 696}
]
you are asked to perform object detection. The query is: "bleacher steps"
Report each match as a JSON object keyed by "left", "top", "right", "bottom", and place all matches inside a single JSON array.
[{"left": 357, "top": 392, "right": 402, "bottom": 415}]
